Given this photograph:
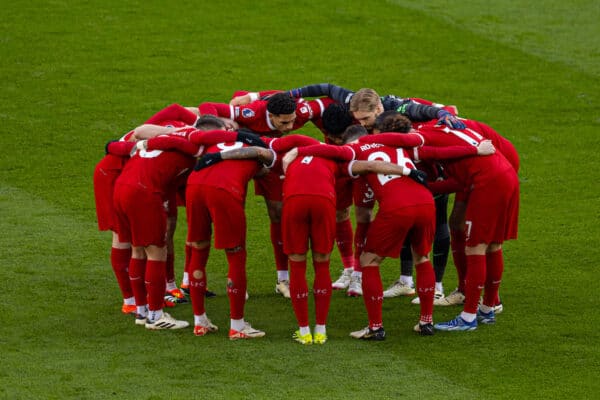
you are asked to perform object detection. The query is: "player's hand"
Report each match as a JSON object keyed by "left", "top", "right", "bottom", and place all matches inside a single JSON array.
[
  {"left": 408, "top": 169, "right": 428, "bottom": 186},
  {"left": 436, "top": 110, "right": 465, "bottom": 130},
  {"left": 129, "top": 140, "right": 147, "bottom": 157},
  {"left": 477, "top": 139, "right": 496, "bottom": 155},
  {"left": 194, "top": 152, "right": 223, "bottom": 171},
  {"left": 229, "top": 94, "right": 253, "bottom": 106},
  {"left": 236, "top": 128, "right": 267, "bottom": 148},
  {"left": 105, "top": 140, "right": 119, "bottom": 154},
  {"left": 282, "top": 147, "right": 299, "bottom": 174}
]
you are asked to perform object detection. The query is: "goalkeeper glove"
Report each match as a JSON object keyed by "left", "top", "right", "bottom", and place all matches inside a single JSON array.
[
  {"left": 436, "top": 110, "right": 466, "bottom": 130},
  {"left": 408, "top": 169, "right": 428, "bottom": 186}
]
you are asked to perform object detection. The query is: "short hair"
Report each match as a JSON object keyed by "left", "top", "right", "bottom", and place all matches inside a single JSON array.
[
  {"left": 374, "top": 111, "right": 412, "bottom": 133},
  {"left": 194, "top": 115, "right": 226, "bottom": 130},
  {"left": 349, "top": 88, "right": 381, "bottom": 113},
  {"left": 266, "top": 92, "right": 296, "bottom": 115},
  {"left": 341, "top": 124, "right": 368, "bottom": 143},
  {"left": 322, "top": 103, "right": 354, "bottom": 136}
]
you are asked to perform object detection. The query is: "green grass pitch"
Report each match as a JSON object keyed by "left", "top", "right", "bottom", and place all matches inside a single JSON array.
[{"left": 1, "top": 1, "right": 599, "bottom": 398}]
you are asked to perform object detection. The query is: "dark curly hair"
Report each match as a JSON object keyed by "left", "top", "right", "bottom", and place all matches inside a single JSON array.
[
  {"left": 266, "top": 92, "right": 296, "bottom": 115},
  {"left": 374, "top": 111, "right": 412, "bottom": 133},
  {"left": 322, "top": 103, "right": 354, "bottom": 136}
]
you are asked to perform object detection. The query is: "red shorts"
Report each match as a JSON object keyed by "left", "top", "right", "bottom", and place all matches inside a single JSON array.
[
  {"left": 365, "top": 203, "right": 435, "bottom": 258},
  {"left": 464, "top": 170, "right": 519, "bottom": 246},
  {"left": 93, "top": 156, "right": 125, "bottom": 231},
  {"left": 335, "top": 175, "right": 353, "bottom": 210},
  {"left": 282, "top": 195, "right": 336, "bottom": 255},
  {"left": 253, "top": 169, "right": 283, "bottom": 202},
  {"left": 353, "top": 177, "right": 376, "bottom": 209},
  {"left": 186, "top": 184, "right": 246, "bottom": 249},
  {"left": 113, "top": 183, "right": 167, "bottom": 247}
]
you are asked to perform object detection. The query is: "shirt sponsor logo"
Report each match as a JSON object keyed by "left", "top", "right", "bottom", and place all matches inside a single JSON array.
[{"left": 242, "top": 108, "right": 255, "bottom": 118}]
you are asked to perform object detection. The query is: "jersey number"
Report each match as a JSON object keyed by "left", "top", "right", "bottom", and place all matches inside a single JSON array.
[{"left": 368, "top": 149, "right": 414, "bottom": 186}]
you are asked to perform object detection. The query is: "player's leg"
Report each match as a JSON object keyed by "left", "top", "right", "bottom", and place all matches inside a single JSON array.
[
  {"left": 282, "top": 197, "right": 311, "bottom": 343},
  {"left": 436, "top": 194, "right": 467, "bottom": 307},
  {"left": 383, "top": 241, "right": 415, "bottom": 298},
  {"left": 110, "top": 232, "right": 135, "bottom": 314},
  {"left": 432, "top": 194, "right": 450, "bottom": 299},
  {"left": 349, "top": 252, "right": 385, "bottom": 340},
  {"left": 332, "top": 176, "right": 355, "bottom": 290},
  {"left": 310, "top": 198, "right": 336, "bottom": 345},
  {"left": 348, "top": 206, "right": 372, "bottom": 297},
  {"left": 409, "top": 204, "right": 437, "bottom": 336},
  {"left": 331, "top": 207, "right": 354, "bottom": 290},
  {"left": 479, "top": 243, "right": 503, "bottom": 324},
  {"left": 266, "top": 199, "right": 290, "bottom": 298}
]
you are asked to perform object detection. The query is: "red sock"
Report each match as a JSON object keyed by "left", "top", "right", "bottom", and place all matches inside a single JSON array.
[
  {"left": 145, "top": 259, "right": 166, "bottom": 312},
  {"left": 289, "top": 259, "right": 309, "bottom": 327},
  {"left": 451, "top": 229, "right": 467, "bottom": 292},
  {"left": 484, "top": 249, "right": 504, "bottom": 307},
  {"left": 165, "top": 252, "right": 175, "bottom": 285},
  {"left": 415, "top": 260, "right": 435, "bottom": 324},
  {"left": 336, "top": 220, "right": 355, "bottom": 269},
  {"left": 110, "top": 247, "right": 133, "bottom": 299},
  {"left": 183, "top": 243, "right": 192, "bottom": 283},
  {"left": 361, "top": 266, "right": 383, "bottom": 329},
  {"left": 128, "top": 257, "right": 147, "bottom": 307},
  {"left": 313, "top": 260, "right": 332, "bottom": 326},
  {"left": 270, "top": 222, "right": 288, "bottom": 272},
  {"left": 226, "top": 250, "right": 247, "bottom": 320},
  {"left": 464, "top": 254, "right": 486, "bottom": 314},
  {"left": 189, "top": 246, "right": 209, "bottom": 316},
  {"left": 354, "top": 222, "right": 369, "bottom": 270}
]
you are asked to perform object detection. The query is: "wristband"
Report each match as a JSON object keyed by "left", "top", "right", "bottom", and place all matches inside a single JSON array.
[
  {"left": 248, "top": 92, "right": 259, "bottom": 102},
  {"left": 402, "top": 166, "right": 411, "bottom": 176}
]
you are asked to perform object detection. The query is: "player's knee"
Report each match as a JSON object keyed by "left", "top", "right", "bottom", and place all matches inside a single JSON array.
[{"left": 336, "top": 207, "right": 350, "bottom": 222}]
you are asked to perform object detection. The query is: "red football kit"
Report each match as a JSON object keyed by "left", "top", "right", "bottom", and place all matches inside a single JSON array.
[{"left": 93, "top": 104, "right": 197, "bottom": 232}]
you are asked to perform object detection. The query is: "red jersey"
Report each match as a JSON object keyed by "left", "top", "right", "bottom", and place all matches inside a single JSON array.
[
  {"left": 144, "top": 103, "right": 197, "bottom": 128},
  {"left": 187, "top": 141, "right": 262, "bottom": 202},
  {"left": 410, "top": 124, "right": 514, "bottom": 190},
  {"left": 349, "top": 142, "right": 433, "bottom": 210},
  {"left": 415, "top": 118, "right": 519, "bottom": 172},
  {"left": 199, "top": 97, "right": 335, "bottom": 137},
  {"left": 295, "top": 136, "right": 432, "bottom": 210},
  {"left": 114, "top": 135, "right": 200, "bottom": 198},
  {"left": 283, "top": 155, "right": 351, "bottom": 203}
]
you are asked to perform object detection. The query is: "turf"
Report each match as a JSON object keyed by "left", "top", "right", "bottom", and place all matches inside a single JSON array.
[{"left": 1, "top": 1, "right": 599, "bottom": 399}]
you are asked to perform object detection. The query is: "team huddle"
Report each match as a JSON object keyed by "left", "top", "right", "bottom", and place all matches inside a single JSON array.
[{"left": 93, "top": 83, "right": 519, "bottom": 344}]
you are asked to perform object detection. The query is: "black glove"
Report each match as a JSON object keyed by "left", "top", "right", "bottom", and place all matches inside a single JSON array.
[
  {"left": 408, "top": 169, "right": 428, "bottom": 186},
  {"left": 436, "top": 110, "right": 466, "bottom": 130},
  {"left": 194, "top": 152, "right": 223, "bottom": 171},
  {"left": 236, "top": 128, "right": 267, "bottom": 148}
]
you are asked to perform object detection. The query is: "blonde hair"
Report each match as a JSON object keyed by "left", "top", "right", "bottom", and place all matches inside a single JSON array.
[{"left": 349, "top": 88, "right": 381, "bottom": 112}]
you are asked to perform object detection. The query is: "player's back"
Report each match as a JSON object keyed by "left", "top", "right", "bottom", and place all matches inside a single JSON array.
[
  {"left": 351, "top": 142, "right": 433, "bottom": 209},
  {"left": 116, "top": 147, "right": 195, "bottom": 196},
  {"left": 188, "top": 141, "right": 263, "bottom": 202},
  {"left": 283, "top": 155, "right": 341, "bottom": 202},
  {"left": 415, "top": 124, "right": 514, "bottom": 187}
]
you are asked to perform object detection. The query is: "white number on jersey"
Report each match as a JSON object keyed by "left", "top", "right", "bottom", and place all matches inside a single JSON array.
[
  {"left": 368, "top": 148, "right": 415, "bottom": 186},
  {"left": 138, "top": 149, "right": 163, "bottom": 158},
  {"left": 217, "top": 141, "right": 244, "bottom": 152},
  {"left": 442, "top": 126, "right": 484, "bottom": 147}
]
